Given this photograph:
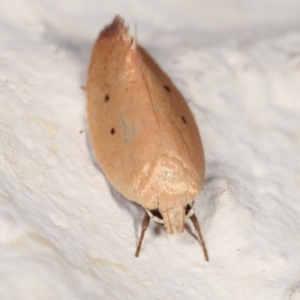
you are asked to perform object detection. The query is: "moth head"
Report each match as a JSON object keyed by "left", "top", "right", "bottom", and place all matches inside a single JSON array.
[
  {"left": 138, "top": 154, "right": 200, "bottom": 234},
  {"left": 145, "top": 201, "right": 195, "bottom": 233}
]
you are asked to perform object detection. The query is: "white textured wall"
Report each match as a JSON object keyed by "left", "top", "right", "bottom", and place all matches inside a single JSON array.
[{"left": 1, "top": 1, "right": 300, "bottom": 299}]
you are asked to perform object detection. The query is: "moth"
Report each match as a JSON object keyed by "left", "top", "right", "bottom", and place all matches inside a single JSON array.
[{"left": 86, "top": 16, "right": 208, "bottom": 260}]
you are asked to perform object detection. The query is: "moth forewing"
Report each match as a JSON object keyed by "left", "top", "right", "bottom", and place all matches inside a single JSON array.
[{"left": 86, "top": 15, "right": 208, "bottom": 260}]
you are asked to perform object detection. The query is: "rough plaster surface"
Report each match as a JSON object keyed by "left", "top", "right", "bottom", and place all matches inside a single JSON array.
[{"left": 1, "top": 1, "right": 300, "bottom": 299}]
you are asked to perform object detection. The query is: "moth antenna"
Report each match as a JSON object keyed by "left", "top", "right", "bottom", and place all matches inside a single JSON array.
[
  {"left": 135, "top": 213, "right": 150, "bottom": 257},
  {"left": 130, "top": 23, "right": 138, "bottom": 50},
  {"left": 190, "top": 214, "right": 209, "bottom": 261},
  {"left": 134, "top": 23, "right": 138, "bottom": 42}
]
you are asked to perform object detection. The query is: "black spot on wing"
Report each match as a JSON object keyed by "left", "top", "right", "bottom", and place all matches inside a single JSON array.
[
  {"left": 111, "top": 128, "right": 115, "bottom": 135},
  {"left": 105, "top": 94, "right": 110, "bottom": 102},
  {"left": 164, "top": 85, "right": 171, "bottom": 92}
]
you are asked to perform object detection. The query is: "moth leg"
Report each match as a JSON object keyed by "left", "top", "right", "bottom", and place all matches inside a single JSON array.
[
  {"left": 190, "top": 214, "right": 209, "bottom": 261},
  {"left": 135, "top": 213, "right": 150, "bottom": 257}
]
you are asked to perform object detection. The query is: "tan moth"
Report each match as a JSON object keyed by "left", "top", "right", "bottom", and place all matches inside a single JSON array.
[{"left": 86, "top": 16, "right": 208, "bottom": 260}]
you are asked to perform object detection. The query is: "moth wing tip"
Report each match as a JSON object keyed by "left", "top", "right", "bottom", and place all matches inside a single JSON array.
[{"left": 99, "top": 15, "right": 130, "bottom": 40}]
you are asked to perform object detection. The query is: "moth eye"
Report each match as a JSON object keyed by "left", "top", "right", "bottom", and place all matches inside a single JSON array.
[
  {"left": 150, "top": 209, "right": 163, "bottom": 220},
  {"left": 185, "top": 202, "right": 195, "bottom": 219},
  {"left": 146, "top": 209, "right": 164, "bottom": 224},
  {"left": 185, "top": 204, "right": 191, "bottom": 215}
]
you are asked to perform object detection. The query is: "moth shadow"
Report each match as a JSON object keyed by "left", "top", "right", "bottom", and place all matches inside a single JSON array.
[
  {"left": 85, "top": 125, "right": 104, "bottom": 174},
  {"left": 152, "top": 223, "right": 164, "bottom": 236}
]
